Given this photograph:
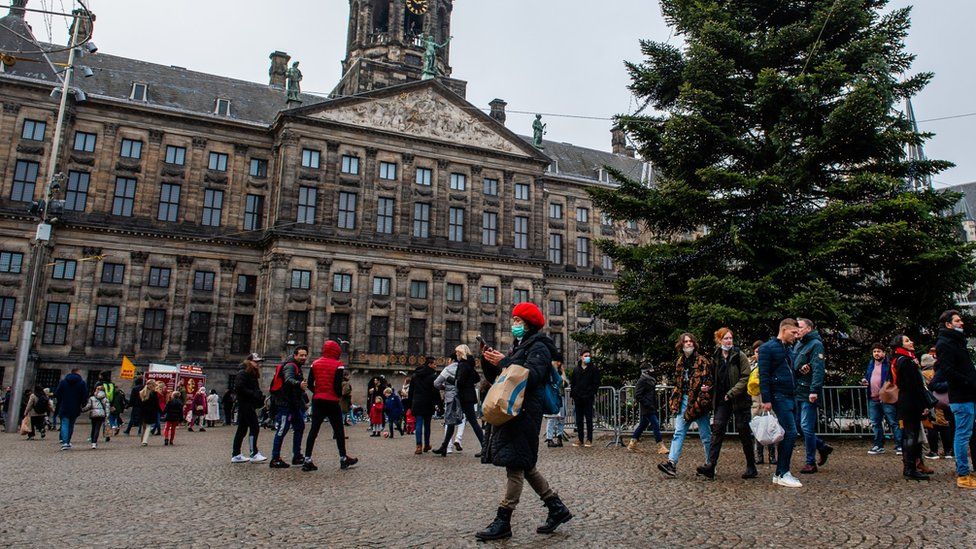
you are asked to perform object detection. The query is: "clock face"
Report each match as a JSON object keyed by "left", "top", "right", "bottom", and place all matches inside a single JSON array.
[{"left": 407, "top": 0, "right": 429, "bottom": 15}]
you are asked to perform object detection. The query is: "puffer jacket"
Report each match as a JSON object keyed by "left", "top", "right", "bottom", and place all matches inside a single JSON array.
[
  {"left": 488, "top": 331, "right": 557, "bottom": 470},
  {"left": 668, "top": 352, "right": 713, "bottom": 421},
  {"left": 308, "top": 340, "right": 345, "bottom": 402},
  {"left": 83, "top": 395, "right": 110, "bottom": 418}
]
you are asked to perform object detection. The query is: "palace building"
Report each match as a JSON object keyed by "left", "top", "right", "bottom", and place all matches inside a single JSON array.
[{"left": 0, "top": 0, "right": 651, "bottom": 392}]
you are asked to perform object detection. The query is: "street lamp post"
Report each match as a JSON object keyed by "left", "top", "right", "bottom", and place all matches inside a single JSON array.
[{"left": 4, "top": 14, "right": 86, "bottom": 433}]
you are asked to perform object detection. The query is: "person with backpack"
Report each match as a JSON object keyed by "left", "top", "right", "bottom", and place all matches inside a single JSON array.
[
  {"left": 96, "top": 372, "right": 122, "bottom": 437},
  {"left": 434, "top": 345, "right": 484, "bottom": 456},
  {"left": 627, "top": 365, "right": 667, "bottom": 454},
  {"left": 269, "top": 346, "right": 310, "bottom": 469},
  {"left": 81, "top": 386, "right": 110, "bottom": 450},
  {"left": 24, "top": 385, "right": 53, "bottom": 440},
  {"left": 232, "top": 354, "right": 267, "bottom": 463},
  {"left": 476, "top": 302, "right": 572, "bottom": 541},
  {"left": 302, "top": 340, "right": 358, "bottom": 471},
  {"left": 54, "top": 368, "right": 89, "bottom": 450}
]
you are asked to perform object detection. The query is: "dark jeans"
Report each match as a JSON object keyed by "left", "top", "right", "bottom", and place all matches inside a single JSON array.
[
  {"left": 414, "top": 415, "right": 432, "bottom": 447},
  {"left": 305, "top": 400, "right": 346, "bottom": 460},
  {"left": 707, "top": 401, "right": 755, "bottom": 470},
  {"left": 631, "top": 410, "right": 662, "bottom": 443},
  {"left": 124, "top": 408, "right": 142, "bottom": 435},
  {"left": 90, "top": 417, "right": 105, "bottom": 443},
  {"left": 232, "top": 406, "right": 260, "bottom": 457},
  {"left": 271, "top": 405, "right": 305, "bottom": 460},
  {"left": 770, "top": 395, "right": 797, "bottom": 477},
  {"left": 574, "top": 397, "right": 595, "bottom": 442},
  {"left": 794, "top": 399, "right": 827, "bottom": 465},
  {"left": 902, "top": 417, "right": 923, "bottom": 472},
  {"left": 440, "top": 400, "right": 486, "bottom": 450}
]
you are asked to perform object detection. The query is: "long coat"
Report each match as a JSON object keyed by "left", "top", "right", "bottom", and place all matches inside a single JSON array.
[
  {"left": 669, "top": 352, "right": 713, "bottom": 422},
  {"left": 408, "top": 365, "right": 438, "bottom": 417}
]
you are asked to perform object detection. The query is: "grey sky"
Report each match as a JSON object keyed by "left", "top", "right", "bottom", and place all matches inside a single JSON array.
[{"left": 24, "top": 0, "right": 975, "bottom": 186}]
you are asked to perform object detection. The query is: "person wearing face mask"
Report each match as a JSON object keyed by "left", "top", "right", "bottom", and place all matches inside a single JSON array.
[
  {"left": 476, "top": 302, "right": 571, "bottom": 541},
  {"left": 434, "top": 344, "right": 485, "bottom": 456},
  {"left": 569, "top": 350, "right": 601, "bottom": 447},
  {"left": 695, "top": 328, "right": 756, "bottom": 480},
  {"left": 81, "top": 387, "right": 110, "bottom": 450},
  {"left": 758, "top": 318, "right": 802, "bottom": 488},
  {"left": 657, "top": 333, "right": 713, "bottom": 478},
  {"left": 935, "top": 309, "right": 976, "bottom": 489}
]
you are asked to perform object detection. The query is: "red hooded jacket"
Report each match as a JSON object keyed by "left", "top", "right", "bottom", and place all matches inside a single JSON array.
[{"left": 308, "top": 340, "right": 344, "bottom": 403}]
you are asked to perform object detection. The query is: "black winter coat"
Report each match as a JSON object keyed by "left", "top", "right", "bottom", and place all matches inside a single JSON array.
[
  {"left": 934, "top": 329, "right": 976, "bottom": 403},
  {"left": 569, "top": 363, "right": 601, "bottom": 401},
  {"left": 634, "top": 369, "right": 657, "bottom": 413},
  {"left": 489, "top": 332, "right": 556, "bottom": 470},
  {"left": 164, "top": 398, "right": 185, "bottom": 422},
  {"left": 272, "top": 357, "right": 306, "bottom": 409},
  {"left": 234, "top": 367, "right": 264, "bottom": 410},
  {"left": 408, "top": 365, "right": 438, "bottom": 417},
  {"left": 455, "top": 357, "right": 480, "bottom": 405},
  {"left": 894, "top": 355, "right": 928, "bottom": 421}
]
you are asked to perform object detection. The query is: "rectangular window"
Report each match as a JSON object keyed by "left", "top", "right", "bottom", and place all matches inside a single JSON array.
[
  {"left": 193, "top": 271, "right": 215, "bottom": 292},
  {"left": 72, "top": 131, "right": 96, "bottom": 152},
  {"left": 449, "top": 207, "right": 465, "bottom": 242},
  {"left": 372, "top": 276, "right": 391, "bottom": 296},
  {"left": 627, "top": 220, "right": 639, "bottom": 230},
  {"left": 230, "top": 314, "right": 254, "bottom": 354},
  {"left": 513, "top": 216, "right": 529, "bottom": 250},
  {"left": 480, "top": 286, "right": 497, "bottom": 304},
  {"left": 291, "top": 269, "right": 311, "bottom": 290},
  {"left": 379, "top": 161, "right": 398, "bottom": 180},
  {"left": 140, "top": 308, "right": 166, "bottom": 350},
  {"left": 130, "top": 82, "right": 148, "bottom": 101},
  {"left": 42, "top": 302, "right": 70, "bottom": 345},
  {"left": 549, "top": 299, "right": 564, "bottom": 316},
  {"left": 337, "top": 192, "right": 357, "bottom": 229},
  {"left": 329, "top": 313, "right": 350, "bottom": 343},
  {"left": 482, "top": 212, "right": 498, "bottom": 246},
  {"left": 450, "top": 173, "right": 467, "bottom": 191},
  {"left": 341, "top": 155, "right": 360, "bottom": 174},
  {"left": 444, "top": 320, "right": 463, "bottom": 356},
  {"left": 601, "top": 212, "right": 613, "bottom": 226},
  {"left": 297, "top": 186, "right": 317, "bottom": 224},
  {"left": 602, "top": 254, "right": 614, "bottom": 270},
  {"left": 576, "top": 207, "right": 589, "bottom": 223},
  {"left": 157, "top": 183, "right": 181, "bottom": 222},
  {"left": 409, "top": 280, "right": 428, "bottom": 299},
  {"left": 415, "top": 167, "right": 432, "bottom": 186},
  {"left": 11, "top": 160, "right": 39, "bottom": 202},
  {"left": 64, "top": 171, "right": 89, "bottom": 211},
  {"left": 148, "top": 267, "right": 171, "bottom": 288},
  {"left": 112, "top": 177, "right": 137, "bottom": 217},
  {"left": 446, "top": 283, "right": 463, "bottom": 303},
  {"left": 287, "top": 311, "right": 309, "bottom": 346},
  {"left": 302, "top": 148, "right": 321, "bottom": 169},
  {"left": 186, "top": 311, "right": 211, "bottom": 351},
  {"left": 368, "top": 316, "right": 389, "bottom": 354},
  {"left": 236, "top": 274, "right": 257, "bottom": 295},
  {"left": 52, "top": 259, "right": 77, "bottom": 280},
  {"left": 22, "top": 119, "right": 46, "bottom": 141},
  {"left": 552, "top": 332, "right": 564, "bottom": 352},
  {"left": 249, "top": 158, "right": 268, "bottom": 178},
  {"left": 413, "top": 203, "right": 430, "bottom": 238},
  {"left": 376, "top": 197, "right": 394, "bottom": 234},
  {"left": 101, "top": 262, "right": 125, "bottom": 284},
  {"left": 548, "top": 233, "right": 563, "bottom": 264},
  {"left": 208, "top": 152, "right": 228, "bottom": 172},
  {"left": 0, "top": 297, "right": 14, "bottom": 341},
  {"left": 0, "top": 252, "right": 24, "bottom": 274},
  {"left": 333, "top": 273, "right": 352, "bottom": 293},
  {"left": 202, "top": 189, "right": 224, "bottom": 227},
  {"left": 93, "top": 305, "right": 119, "bottom": 347},
  {"left": 244, "top": 194, "right": 264, "bottom": 231},
  {"left": 165, "top": 145, "right": 186, "bottom": 165},
  {"left": 576, "top": 237, "right": 590, "bottom": 267},
  {"left": 215, "top": 98, "right": 231, "bottom": 116},
  {"left": 483, "top": 178, "right": 498, "bottom": 196},
  {"left": 480, "top": 322, "right": 497, "bottom": 349},
  {"left": 514, "top": 182, "right": 530, "bottom": 201},
  {"left": 514, "top": 289, "right": 529, "bottom": 304},
  {"left": 549, "top": 203, "right": 563, "bottom": 219},
  {"left": 408, "top": 318, "right": 427, "bottom": 356},
  {"left": 120, "top": 138, "right": 143, "bottom": 159}
]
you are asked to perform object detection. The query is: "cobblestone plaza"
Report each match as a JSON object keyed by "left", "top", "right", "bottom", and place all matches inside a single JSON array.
[{"left": 2, "top": 427, "right": 973, "bottom": 547}]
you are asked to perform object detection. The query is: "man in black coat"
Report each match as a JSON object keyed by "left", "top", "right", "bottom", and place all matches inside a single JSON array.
[
  {"left": 408, "top": 356, "right": 438, "bottom": 454},
  {"left": 124, "top": 377, "right": 144, "bottom": 436},
  {"left": 569, "top": 349, "right": 601, "bottom": 447},
  {"left": 934, "top": 309, "right": 976, "bottom": 489}
]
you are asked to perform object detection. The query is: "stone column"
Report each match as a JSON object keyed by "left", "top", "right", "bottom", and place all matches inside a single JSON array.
[
  {"left": 393, "top": 265, "right": 411, "bottom": 354},
  {"left": 360, "top": 147, "right": 378, "bottom": 233},
  {"left": 121, "top": 250, "right": 149, "bottom": 354},
  {"left": 430, "top": 269, "right": 446, "bottom": 355},
  {"left": 465, "top": 272, "right": 480, "bottom": 343},
  {"left": 353, "top": 261, "right": 373, "bottom": 354},
  {"left": 70, "top": 246, "right": 102, "bottom": 351},
  {"left": 265, "top": 253, "right": 291, "bottom": 356},
  {"left": 167, "top": 254, "right": 195, "bottom": 360},
  {"left": 312, "top": 258, "right": 333, "bottom": 346},
  {"left": 214, "top": 259, "right": 237, "bottom": 358},
  {"left": 433, "top": 159, "right": 450, "bottom": 236}
]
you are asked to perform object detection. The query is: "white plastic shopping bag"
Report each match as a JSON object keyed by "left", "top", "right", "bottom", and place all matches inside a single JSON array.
[{"left": 750, "top": 411, "right": 785, "bottom": 446}]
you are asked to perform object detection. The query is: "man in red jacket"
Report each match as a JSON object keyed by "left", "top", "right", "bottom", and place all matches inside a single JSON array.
[{"left": 302, "top": 340, "right": 359, "bottom": 471}]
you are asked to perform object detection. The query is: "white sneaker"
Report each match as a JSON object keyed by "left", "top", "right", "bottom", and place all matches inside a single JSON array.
[
  {"left": 91, "top": 443, "right": 97, "bottom": 450},
  {"left": 231, "top": 454, "right": 250, "bottom": 464},
  {"left": 777, "top": 472, "right": 803, "bottom": 488},
  {"left": 250, "top": 452, "right": 268, "bottom": 463},
  {"left": 867, "top": 446, "right": 884, "bottom": 455},
  {"left": 772, "top": 474, "right": 781, "bottom": 485}
]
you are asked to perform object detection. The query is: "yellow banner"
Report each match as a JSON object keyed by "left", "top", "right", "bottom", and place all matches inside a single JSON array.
[{"left": 120, "top": 356, "right": 136, "bottom": 380}]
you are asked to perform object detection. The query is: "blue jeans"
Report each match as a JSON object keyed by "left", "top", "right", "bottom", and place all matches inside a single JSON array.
[
  {"left": 771, "top": 395, "right": 797, "bottom": 476},
  {"left": 949, "top": 402, "right": 975, "bottom": 476},
  {"left": 545, "top": 415, "right": 565, "bottom": 440},
  {"left": 414, "top": 415, "right": 432, "bottom": 447},
  {"left": 867, "top": 400, "right": 902, "bottom": 448},
  {"left": 632, "top": 411, "right": 663, "bottom": 443},
  {"left": 271, "top": 405, "right": 305, "bottom": 460},
  {"left": 59, "top": 415, "right": 77, "bottom": 445},
  {"left": 794, "top": 399, "right": 827, "bottom": 465},
  {"left": 668, "top": 396, "right": 711, "bottom": 466}
]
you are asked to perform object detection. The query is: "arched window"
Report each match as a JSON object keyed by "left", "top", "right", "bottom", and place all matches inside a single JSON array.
[{"left": 372, "top": 0, "right": 390, "bottom": 33}]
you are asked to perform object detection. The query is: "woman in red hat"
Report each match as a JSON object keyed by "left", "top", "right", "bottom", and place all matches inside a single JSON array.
[{"left": 476, "top": 302, "right": 573, "bottom": 541}]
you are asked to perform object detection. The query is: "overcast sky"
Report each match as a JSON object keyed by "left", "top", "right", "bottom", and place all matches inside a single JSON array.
[{"left": 23, "top": 0, "right": 976, "bottom": 186}]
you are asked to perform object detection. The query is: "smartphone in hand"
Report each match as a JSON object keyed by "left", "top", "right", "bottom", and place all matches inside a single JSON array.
[{"left": 475, "top": 335, "right": 487, "bottom": 351}]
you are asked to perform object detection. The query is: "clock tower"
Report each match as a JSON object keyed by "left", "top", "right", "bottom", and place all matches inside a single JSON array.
[{"left": 333, "top": 0, "right": 466, "bottom": 98}]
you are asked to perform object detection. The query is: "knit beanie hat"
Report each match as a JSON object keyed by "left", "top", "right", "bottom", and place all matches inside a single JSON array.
[{"left": 512, "top": 302, "right": 545, "bottom": 330}]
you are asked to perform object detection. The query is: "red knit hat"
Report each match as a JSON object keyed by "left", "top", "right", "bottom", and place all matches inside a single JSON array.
[{"left": 512, "top": 302, "right": 545, "bottom": 330}]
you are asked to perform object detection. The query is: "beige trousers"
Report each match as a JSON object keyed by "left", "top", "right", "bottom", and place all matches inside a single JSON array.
[{"left": 500, "top": 466, "right": 555, "bottom": 510}]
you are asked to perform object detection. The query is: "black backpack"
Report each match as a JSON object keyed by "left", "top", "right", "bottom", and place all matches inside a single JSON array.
[{"left": 33, "top": 394, "right": 49, "bottom": 414}]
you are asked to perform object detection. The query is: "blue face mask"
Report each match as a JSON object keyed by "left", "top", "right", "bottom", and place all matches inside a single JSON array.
[
  {"left": 583, "top": 356, "right": 591, "bottom": 365},
  {"left": 511, "top": 324, "right": 525, "bottom": 339}
]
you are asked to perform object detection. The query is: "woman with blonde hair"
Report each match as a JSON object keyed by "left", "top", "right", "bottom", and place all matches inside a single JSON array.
[
  {"left": 139, "top": 380, "right": 161, "bottom": 447},
  {"left": 433, "top": 344, "right": 485, "bottom": 455}
]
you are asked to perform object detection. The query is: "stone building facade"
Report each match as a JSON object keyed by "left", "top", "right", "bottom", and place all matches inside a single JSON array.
[{"left": 0, "top": 1, "right": 651, "bottom": 393}]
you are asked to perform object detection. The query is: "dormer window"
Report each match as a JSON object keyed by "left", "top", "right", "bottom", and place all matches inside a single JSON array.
[
  {"left": 597, "top": 168, "right": 611, "bottom": 183},
  {"left": 548, "top": 160, "right": 559, "bottom": 173},
  {"left": 215, "top": 98, "right": 231, "bottom": 116},
  {"left": 130, "top": 82, "right": 148, "bottom": 101}
]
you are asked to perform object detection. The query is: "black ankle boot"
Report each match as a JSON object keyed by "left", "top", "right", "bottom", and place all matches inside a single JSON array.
[
  {"left": 695, "top": 465, "right": 715, "bottom": 480},
  {"left": 432, "top": 445, "right": 448, "bottom": 456},
  {"left": 537, "top": 495, "right": 573, "bottom": 534},
  {"left": 476, "top": 507, "right": 513, "bottom": 541}
]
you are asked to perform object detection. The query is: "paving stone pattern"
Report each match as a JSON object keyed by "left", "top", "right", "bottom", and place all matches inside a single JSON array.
[{"left": 1, "top": 425, "right": 973, "bottom": 547}]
